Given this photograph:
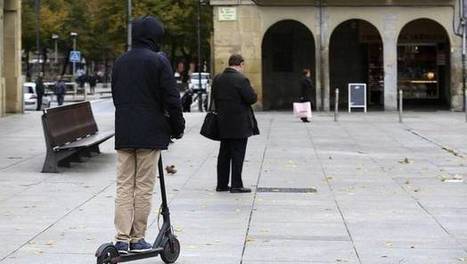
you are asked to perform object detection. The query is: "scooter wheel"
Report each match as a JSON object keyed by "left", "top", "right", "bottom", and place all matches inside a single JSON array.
[
  {"left": 160, "top": 236, "right": 181, "bottom": 263},
  {"left": 96, "top": 245, "right": 118, "bottom": 264}
]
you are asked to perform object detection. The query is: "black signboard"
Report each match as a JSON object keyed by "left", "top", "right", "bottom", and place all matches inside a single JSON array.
[{"left": 348, "top": 83, "right": 367, "bottom": 112}]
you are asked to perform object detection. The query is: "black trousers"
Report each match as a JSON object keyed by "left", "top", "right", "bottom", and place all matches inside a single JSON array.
[
  {"left": 217, "top": 138, "right": 248, "bottom": 189},
  {"left": 36, "top": 94, "right": 43, "bottom": 111},
  {"left": 57, "top": 94, "right": 64, "bottom": 106}
]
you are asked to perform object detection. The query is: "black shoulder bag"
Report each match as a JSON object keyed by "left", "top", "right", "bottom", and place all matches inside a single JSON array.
[{"left": 200, "top": 77, "right": 220, "bottom": 141}]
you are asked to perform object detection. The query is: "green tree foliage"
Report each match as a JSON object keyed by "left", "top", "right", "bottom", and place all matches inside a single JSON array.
[{"left": 22, "top": 0, "right": 213, "bottom": 70}]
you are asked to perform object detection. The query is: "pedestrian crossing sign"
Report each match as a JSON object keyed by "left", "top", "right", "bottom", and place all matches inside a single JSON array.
[{"left": 69, "top": 51, "right": 81, "bottom": 62}]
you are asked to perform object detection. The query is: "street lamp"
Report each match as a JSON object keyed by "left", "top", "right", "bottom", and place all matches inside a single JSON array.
[
  {"left": 196, "top": 0, "right": 208, "bottom": 112},
  {"left": 34, "top": 0, "right": 41, "bottom": 78},
  {"left": 127, "top": 0, "right": 132, "bottom": 51},
  {"left": 70, "top": 32, "right": 78, "bottom": 77},
  {"left": 52, "top": 34, "right": 59, "bottom": 64}
]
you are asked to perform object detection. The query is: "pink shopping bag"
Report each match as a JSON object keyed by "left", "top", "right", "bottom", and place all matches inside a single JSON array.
[{"left": 293, "top": 102, "right": 312, "bottom": 119}]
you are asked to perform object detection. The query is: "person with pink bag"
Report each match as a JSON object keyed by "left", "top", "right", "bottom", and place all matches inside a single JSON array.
[{"left": 294, "top": 69, "right": 313, "bottom": 123}]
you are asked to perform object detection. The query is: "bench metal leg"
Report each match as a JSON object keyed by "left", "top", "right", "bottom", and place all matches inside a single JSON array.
[
  {"left": 90, "top": 145, "right": 101, "bottom": 154},
  {"left": 68, "top": 152, "right": 83, "bottom": 163},
  {"left": 81, "top": 149, "right": 92, "bottom": 158},
  {"left": 42, "top": 153, "right": 59, "bottom": 173},
  {"left": 58, "top": 159, "right": 71, "bottom": 167}
]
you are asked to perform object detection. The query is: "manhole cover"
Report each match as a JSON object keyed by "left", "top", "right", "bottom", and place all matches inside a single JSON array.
[{"left": 257, "top": 187, "right": 317, "bottom": 193}]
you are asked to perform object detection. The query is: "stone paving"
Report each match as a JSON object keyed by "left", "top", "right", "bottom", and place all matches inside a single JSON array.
[{"left": 1, "top": 101, "right": 467, "bottom": 263}]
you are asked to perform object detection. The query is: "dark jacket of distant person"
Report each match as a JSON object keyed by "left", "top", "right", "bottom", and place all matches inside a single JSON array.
[
  {"left": 213, "top": 68, "right": 259, "bottom": 139},
  {"left": 54, "top": 79, "right": 66, "bottom": 95},
  {"left": 301, "top": 76, "right": 313, "bottom": 102},
  {"left": 35, "top": 76, "right": 45, "bottom": 96},
  {"left": 111, "top": 16, "right": 185, "bottom": 150}
]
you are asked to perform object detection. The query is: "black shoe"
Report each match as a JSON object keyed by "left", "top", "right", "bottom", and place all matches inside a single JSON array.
[
  {"left": 230, "top": 187, "right": 251, "bottom": 193},
  {"left": 129, "top": 239, "right": 152, "bottom": 253},
  {"left": 216, "top": 186, "right": 230, "bottom": 192},
  {"left": 115, "top": 241, "right": 129, "bottom": 254}
]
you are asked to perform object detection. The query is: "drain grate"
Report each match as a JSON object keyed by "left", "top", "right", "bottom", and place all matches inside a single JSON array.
[{"left": 257, "top": 187, "right": 317, "bottom": 193}]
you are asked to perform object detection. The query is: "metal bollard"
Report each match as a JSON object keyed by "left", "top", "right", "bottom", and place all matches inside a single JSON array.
[
  {"left": 334, "top": 88, "right": 339, "bottom": 122},
  {"left": 399, "top": 89, "right": 403, "bottom": 123}
]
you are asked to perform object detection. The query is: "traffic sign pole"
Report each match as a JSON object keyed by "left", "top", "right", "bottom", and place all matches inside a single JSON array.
[{"left": 72, "top": 38, "right": 77, "bottom": 77}]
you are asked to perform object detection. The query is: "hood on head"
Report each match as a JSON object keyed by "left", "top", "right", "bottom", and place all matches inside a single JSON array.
[{"left": 132, "top": 16, "right": 165, "bottom": 52}]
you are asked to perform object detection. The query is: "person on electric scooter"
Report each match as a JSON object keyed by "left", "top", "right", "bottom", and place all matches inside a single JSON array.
[{"left": 111, "top": 16, "right": 185, "bottom": 254}]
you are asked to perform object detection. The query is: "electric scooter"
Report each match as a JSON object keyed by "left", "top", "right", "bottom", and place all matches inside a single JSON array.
[{"left": 95, "top": 155, "right": 181, "bottom": 264}]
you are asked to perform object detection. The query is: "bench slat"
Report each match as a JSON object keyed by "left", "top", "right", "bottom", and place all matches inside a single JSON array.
[{"left": 57, "top": 130, "right": 115, "bottom": 150}]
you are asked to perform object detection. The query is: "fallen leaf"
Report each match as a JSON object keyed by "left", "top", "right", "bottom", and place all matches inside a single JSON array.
[
  {"left": 441, "top": 175, "right": 464, "bottom": 183},
  {"left": 245, "top": 237, "right": 255, "bottom": 243},
  {"left": 399, "top": 158, "right": 412, "bottom": 164},
  {"left": 165, "top": 165, "right": 177, "bottom": 175}
]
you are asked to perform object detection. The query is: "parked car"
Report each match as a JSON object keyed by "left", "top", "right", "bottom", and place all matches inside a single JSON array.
[
  {"left": 23, "top": 82, "right": 52, "bottom": 110},
  {"left": 188, "top": 72, "right": 211, "bottom": 92}
]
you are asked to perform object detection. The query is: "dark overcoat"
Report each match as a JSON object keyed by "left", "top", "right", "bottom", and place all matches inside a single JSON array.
[
  {"left": 111, "top": 17, "right": 185, "bottom": 150},
  {"left": 301, "top": 76, "right": 313, "bottom": 101},
  {"left": 213, "top": 68, "right": 259, "bottom": 139}
]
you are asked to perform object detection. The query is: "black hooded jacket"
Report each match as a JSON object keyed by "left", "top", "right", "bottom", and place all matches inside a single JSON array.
[{"left": 111, "top": 16, "right": 185, "bottom": 150}]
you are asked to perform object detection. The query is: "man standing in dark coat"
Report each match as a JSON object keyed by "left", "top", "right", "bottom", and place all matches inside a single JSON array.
[
  {"left": 111, "top": 16, "right": 185, "bottom": 253},
  {"left": 213, "top": 54, "right": 259, "bottom": 193},
  {"left": 35, "top": 72, "right": 45, "bottom": 111},
  {"left": 54, "top": 76, "right": 66, "bottom": 106}
]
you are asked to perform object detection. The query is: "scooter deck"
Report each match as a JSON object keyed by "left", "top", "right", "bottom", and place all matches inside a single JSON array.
[{"left": 116, "top": 247, "right": 164, "bottom": 262}]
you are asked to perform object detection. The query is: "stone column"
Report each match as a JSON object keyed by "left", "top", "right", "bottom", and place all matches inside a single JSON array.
[
  {"left": 318, "top": 5, "right": 330, "bottom": 111},
  {"left": 322, "top": 41, "right": 330, "bottom": 111},
  {"left": 0, "top": 0, "right": 4, "bottom": 117},
  {"left": 450, "top": 38, "right": 463, "bottom": 111},
  {"left": 314, "top": 7, "right": 322, "bottom": 110},
  {"left": 4, "top": 0, "right": 22, "bottom": 114},
  {"left": 383, "top": 15, "right": 398, "bottom": 111}
]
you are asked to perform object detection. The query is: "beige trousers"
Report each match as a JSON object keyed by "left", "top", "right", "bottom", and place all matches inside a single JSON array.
[{"left": 115, "top": 148, "right": 160, "bottom": 242}]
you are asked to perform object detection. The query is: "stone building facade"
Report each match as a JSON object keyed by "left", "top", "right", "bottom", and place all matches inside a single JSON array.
[
  {"left": 210, "top": 0, "right": 464, "bottom": 111},
  {"left": 0, "top": 0, "right": 21, "bottom": 116}
]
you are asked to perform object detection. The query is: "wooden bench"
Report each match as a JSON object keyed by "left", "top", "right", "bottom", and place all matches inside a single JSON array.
[{"left": 41, "top": 101, "right": 114, "bottom": 173}]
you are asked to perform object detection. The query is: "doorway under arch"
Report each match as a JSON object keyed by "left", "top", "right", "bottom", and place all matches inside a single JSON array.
[
  {"left": 262, "top": 20, "right": 315, "bottom": 110},
  {"left": 397, "top": 18, "right": 451, "bottom": 109},
  {"left": 329, "top": 19, "right": 384, "bottom": 110}
]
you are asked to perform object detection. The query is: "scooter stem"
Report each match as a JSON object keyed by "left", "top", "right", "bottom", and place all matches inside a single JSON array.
[{"left": 158, "top": 155, "right": 171, "bottom": 225}]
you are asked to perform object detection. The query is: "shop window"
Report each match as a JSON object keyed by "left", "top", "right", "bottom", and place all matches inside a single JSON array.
[{"left": 398, "top": 44, "right": 439, "bottom": 99}]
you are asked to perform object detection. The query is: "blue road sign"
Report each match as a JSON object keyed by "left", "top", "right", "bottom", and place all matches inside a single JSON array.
[{"left": 69, "top": 51, "right": 81, "bottom": 63}]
